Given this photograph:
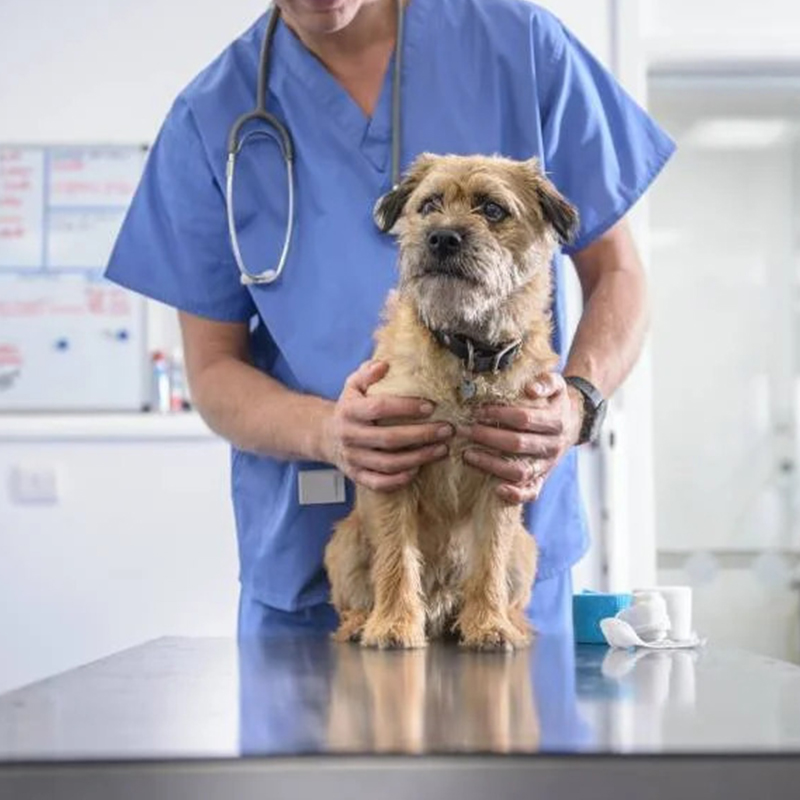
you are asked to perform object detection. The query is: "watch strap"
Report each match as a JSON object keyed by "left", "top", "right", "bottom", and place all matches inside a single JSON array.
[{"left": 564, "top": 375, "right": 605, "bottom": 445}]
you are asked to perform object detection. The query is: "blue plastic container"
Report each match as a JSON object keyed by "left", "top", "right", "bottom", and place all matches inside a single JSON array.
[{"left": 573, "top": 590, "right": 633, "bottom": 644}]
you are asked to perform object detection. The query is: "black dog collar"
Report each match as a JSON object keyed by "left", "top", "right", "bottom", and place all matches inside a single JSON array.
[{"left": 432, "top": 330, "right": 524, "bottom": 375}]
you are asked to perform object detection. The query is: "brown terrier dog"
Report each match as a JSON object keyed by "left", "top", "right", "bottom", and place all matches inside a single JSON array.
[{"left": 324, "top": 154, "right": 579, "bottom": 651}]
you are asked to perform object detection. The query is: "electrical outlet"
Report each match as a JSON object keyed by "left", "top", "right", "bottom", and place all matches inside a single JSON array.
[{"left": 9, "top": 465, "right": 60, "bottom": 505}]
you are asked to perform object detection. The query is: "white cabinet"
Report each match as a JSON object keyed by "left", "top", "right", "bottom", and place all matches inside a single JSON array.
[{"left": 0, "top": 416, "right": 238, "bottom": 694}]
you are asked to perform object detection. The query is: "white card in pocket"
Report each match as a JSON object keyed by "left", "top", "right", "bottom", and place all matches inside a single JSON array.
[{"left": 298, "top": 469, "right": 346, "bottom": 505}]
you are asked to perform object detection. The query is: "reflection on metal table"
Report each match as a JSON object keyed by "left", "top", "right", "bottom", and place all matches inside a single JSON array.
[{"left": 1, "top": 636, "right": 800, "bottom": 799}]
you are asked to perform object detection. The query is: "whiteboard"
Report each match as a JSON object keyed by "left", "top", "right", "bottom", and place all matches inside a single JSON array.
[
  {"left": 0, "top": 145, "right": 149, "bottom": 411},
  {"left": 0, "top": 145, "right": 147, "bottom": 273}
]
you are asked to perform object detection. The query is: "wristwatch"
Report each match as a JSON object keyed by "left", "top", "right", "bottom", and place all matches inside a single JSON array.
[{"left": 564, "top": 375, "right": 607, "bottom": 445}]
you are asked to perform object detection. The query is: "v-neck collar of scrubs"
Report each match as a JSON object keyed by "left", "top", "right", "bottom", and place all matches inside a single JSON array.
[{"left": 269, "top": 0, "right": 430, "bottom": 177}]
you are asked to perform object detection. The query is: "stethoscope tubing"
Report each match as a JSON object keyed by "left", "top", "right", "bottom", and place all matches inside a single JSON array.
[{"left": 225, "top": 1, "right": 403, "bottom": 286}]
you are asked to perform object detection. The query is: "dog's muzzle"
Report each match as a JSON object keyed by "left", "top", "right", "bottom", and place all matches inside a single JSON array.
[
  {"left": 423, "top": 227, "right": 477, "bottom": 280},
  {"left": 427, "top": 228, "right": 464, "bottom": 259}
]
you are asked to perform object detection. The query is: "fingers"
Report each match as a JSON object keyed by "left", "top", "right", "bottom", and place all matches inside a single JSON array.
[
  {"left": 349, "top": 394, "right": 437, "bottom": 424},
  {"left": 497, "top": 477, "right": 546, "bottom": 506},
  {"left": 474, "top": 371, "right": 567, "bottom": 434},
  {"left": 349, "top": 441, "right": 449, "bottom": 475},
  {"left": 347, "top": 420, "right": 453, "bottom": 451},
  {"left": 462, "top": 448, "right": 553, "bottom": 506},
  {"left": 352, "top": 468, "right": 421, "bottom": 493},
  {"left": 463, "top": 450, "right": 551, "bottom": 486},
  {"left": 462, "top": 450, "right": 549, "bottom": 506},
  {"left": 474, "top": 405, "right": 564, "bottom": 436},
  {"left": 344, "top": 440, "right": 450, "bottom": 493},
  {"left": 459, "top": 423, "right": 561, "bottom": 460}
]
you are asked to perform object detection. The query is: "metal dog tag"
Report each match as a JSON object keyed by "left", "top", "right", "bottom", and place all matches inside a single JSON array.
[{"left": 459, "top": 378, "right": 477, "bottom": 402}]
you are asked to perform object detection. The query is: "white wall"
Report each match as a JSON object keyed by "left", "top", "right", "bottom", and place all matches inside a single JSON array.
[
  {"left": 0, "top": 0, "right": 268, "bottom": 144},
  {"left": 643, "top": 0, "right": 800, "bottom": 63},
  {"left": 0, "top": 0, "right": 611, "bottom": 146},
  {"left": 643, "top": 0, "right": 800, "bottom": 37}
]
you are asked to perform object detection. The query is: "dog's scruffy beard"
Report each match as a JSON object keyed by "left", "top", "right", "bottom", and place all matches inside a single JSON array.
[{"left": 397, "top": 238, "right": 552, "bottom": 344}]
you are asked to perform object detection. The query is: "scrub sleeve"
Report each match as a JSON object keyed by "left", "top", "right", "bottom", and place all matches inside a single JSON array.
[{"left": 106, "top": 98, "right": 255, "bottom": 323}]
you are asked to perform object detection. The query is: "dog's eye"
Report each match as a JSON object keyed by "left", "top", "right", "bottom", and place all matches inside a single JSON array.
[
  {"left": 418, "top": 196, "right": 442, "bottom": 216},
  {"left": 481, "top": 201, "right": 509, "bottom": 223}
]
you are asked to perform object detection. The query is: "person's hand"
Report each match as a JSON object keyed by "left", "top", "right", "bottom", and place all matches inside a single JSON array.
[
  {"left": 460, "top": 372, "right": 583, "bottom": 505},
  {"left": 322, "top": 360, "right": 454, "bottom": 492}
]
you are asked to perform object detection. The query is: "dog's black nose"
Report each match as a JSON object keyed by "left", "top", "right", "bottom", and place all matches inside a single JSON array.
[{"left": 427, "top": 228, "right": 463, "bottom": 257}]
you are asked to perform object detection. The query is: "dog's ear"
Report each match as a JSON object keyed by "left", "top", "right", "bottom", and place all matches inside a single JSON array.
[
  {"left": 373, "top": 153, "right": 437, "bottom": 233},
  {"left": 519, "top": 158, "right": 580, "bottom": 246},
  {"left": 536, "top": 182, "right": 580, "bottom": 245}
]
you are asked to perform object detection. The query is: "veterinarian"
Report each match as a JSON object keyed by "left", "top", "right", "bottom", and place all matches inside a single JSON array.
[{"left": 106, "top": 0, "right": 675, "bottom": 639}]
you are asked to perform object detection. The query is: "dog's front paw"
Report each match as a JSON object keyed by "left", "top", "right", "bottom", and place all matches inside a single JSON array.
[
  {"left": 508, "top": 607, "right": 535, "bottom": 642},
  {"left": 361, "top": 612, "right": 427, "bottom": 650},
  {"left": 331, "top": 610, "right": 370, "bottom": 643},
  {"left": 458, "top": 613, "right": 530, "bottom": 652}
]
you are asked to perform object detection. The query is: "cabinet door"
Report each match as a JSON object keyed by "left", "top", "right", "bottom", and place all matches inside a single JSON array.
[{"left": 649, "top": 75, "right": 798, "bottom": 554}]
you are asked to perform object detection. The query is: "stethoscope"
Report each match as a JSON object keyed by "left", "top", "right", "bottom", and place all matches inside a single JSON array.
[{"left": 225, "top": 0, "right": 406, "bottom": 286}]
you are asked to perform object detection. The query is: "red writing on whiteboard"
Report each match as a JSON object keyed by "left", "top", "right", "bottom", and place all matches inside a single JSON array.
[
  {"left": 52, "top": 180, "right": 134, "bottom": 198},
  {"left": 52, "top": 158, "right": 84, "bottom": 172},
  {"left": 0, "top": 150, "right": 22, "bottom": 163},
  {"left": 0, "top": 197, "right": 23, "bottom": 208},
  {"left": 52, "top": 180, "right": 98, "bottom": 196},
  {"left": 0, "top": 294, "right": 129, "bottom": 319},
  {"left": 0, "top": 166, "right": 32, "bottom": 179},
  {"left": 0, "top": 227, "right": 25, "bottom": 239},
  {"left": 86, "top": 288, "right": 131, "bottom": 316},
  {"left": 0, "top": 300, "right": 47, "bottom": 317},
  {"left": 2, "top": 181, "right": 31, "bottom": 192},
  {"left": 0, "top": 345, "right": 23, "bottom": 366}
]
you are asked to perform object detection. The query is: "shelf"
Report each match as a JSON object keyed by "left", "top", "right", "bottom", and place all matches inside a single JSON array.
[{"left": 0, "top": 412, "right": 219, "bottom": 442}]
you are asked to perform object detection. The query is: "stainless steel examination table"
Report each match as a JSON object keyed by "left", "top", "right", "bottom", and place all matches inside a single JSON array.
[{"left": 1, "top": 636, "right": 800, "bottom": 799}]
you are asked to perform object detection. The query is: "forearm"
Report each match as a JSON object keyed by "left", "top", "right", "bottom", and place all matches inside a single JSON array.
[
  {"left": 190, "top": 355, "right": 334, "bottom": 462},
  {"left": 564, "top": 221, "right": 649, "bottom": 397}
]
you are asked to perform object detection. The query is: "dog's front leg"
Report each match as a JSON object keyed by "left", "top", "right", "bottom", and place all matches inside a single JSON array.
[
  {"left": 360, "top": 489, "right": 427, "bottom": 649},
  {"left": 457, "top": 498, "right": 529, "bottom": 651}
]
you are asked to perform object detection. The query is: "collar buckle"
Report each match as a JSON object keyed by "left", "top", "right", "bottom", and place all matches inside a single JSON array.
[
  {"left": 491, "top": 340, "right": 521, "bottom": 374},
  {"left": 432, "top": 328, "right": 524, "bottom": 375},
  {"left": 465, "top": 338, "right": 475, "bottom": 374}
]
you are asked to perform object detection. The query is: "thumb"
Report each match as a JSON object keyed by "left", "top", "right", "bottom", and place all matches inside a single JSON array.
[
  {"left": 526, "top": 372, "right": 565, "bottom": 400},
  {"left": 346, "top": 360, "right": 389, "bottom": 395}
]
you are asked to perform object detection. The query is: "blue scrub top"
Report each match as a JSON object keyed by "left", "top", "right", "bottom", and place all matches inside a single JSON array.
[{"left": 106, "top": 0, "right": 675, "bottom": 613}]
